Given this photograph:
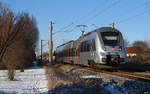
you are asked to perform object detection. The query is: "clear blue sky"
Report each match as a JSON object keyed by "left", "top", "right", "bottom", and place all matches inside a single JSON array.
[{"left": 1, "top": 0, "right": 150, "bottom": 49}]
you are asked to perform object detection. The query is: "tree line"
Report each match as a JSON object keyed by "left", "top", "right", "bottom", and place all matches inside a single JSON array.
[{"left": 126, "top": 40, "right": 150, "bottom": 64}]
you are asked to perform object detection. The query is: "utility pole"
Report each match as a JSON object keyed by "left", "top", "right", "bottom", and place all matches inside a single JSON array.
[
  {"left": 49, "top": 21, "right": 53, "bottom": 62},
  {"left": 41, "top": 40, "right": 43, "bottom": 61}
]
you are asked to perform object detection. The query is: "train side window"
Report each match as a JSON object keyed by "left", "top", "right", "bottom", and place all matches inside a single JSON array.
[
  {"left": 87, "top": 40, "right": 92, "bottom": 52},
  {"left": 74, "top": 49, "right": 76, "bottom": 56},
  {"left": 72, "top": 48, "right": 74, "bottom": 56},
  {"left": 70, "top": 48, "right": 73, "bottom": 56},
  {"left": 86, "top": 41, "right": 88, "bottom": 52},
  {"left": 75, "top": 49, "right": 78, "bottom": 56},
  {"left": 62, "top": 51, "right": 64, "bottom": 57},
  {"left": 70, "top": 48, "right": 72, "bottom": 56},
  {"left": 66, "top": 50, "right": 67, "bottom": 57},
  {"left": 80, "top": 42, "right": 84, "bottom": 52},
  {"left": 68, "top": 48, "right": 70, "bottom": 57},
  {"left": 61, "top": 52, "right": 63, "bottom": 57},
  {"left": 66, "top": 49, "right": 68, "bottom": 57},
  {"left": 58, "top": 53, "right": 60, "bottom": 57},
  {"left": 92, "top": 39, "right": 96, "bottom": 51},
  {"left": 75, "top": 49, "right": 77, "bottom": 56},
  {"left": 59, "top": 52, "right": 61, "bottom": 57},
  {"left": 63, "top": 51, "right": 64, "bottom": 57},
  {"left": 64, "top": 50, "right": 65, "bottom": 57},
  {"left": 66, "top": 50, "right": 68, "bottom": 57},
  {"left": 59, "top": 52, "right": 62, "bottom": 57},
  {"left": 69, "top": 48, "right": 71, "bottom": 56},
  {"left": 60, "top": 52, "right": 62, "bottom": 57},
  {"left": 83, "top": 41, "right": 87, "bottom": 52},
  {"left": 80, "top": 42, "right": 82, "bottom": 52},
  {"left": 73, "top": 48, "right": 75, "bottom": 56},
  {"left": 74, "top": 48, "right": 76, "bottom": 56},
  {"left": 75, "top": 48, "right": 76, "bottom": 56},
  {"left": 64, "top": 50, "right": 67, "bottom": 57},
  {"left": 72, "top": 48, "right": 73, "bottom": 56},
  {"left": 57, "top": 53, "right": 59, "bottom": 57}
]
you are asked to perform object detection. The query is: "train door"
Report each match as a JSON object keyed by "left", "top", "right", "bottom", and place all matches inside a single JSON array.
[
  {"left": 90, "top": 39, "right": 95, "bottom": 60},
  {"left": 62, "top": 50, "right": 64, "bottom": 63},
  {"left": 73, "top": 48, "right": 78, "bottom": 64},
  {"left": 69, "top": 47, "right": 73, "bottom": 64},
  {"left": 67, "top": 46, "right": 70, "bottom": 63},
  {"left": 77, "top": 42, "right": 81, "bottom": 64}
]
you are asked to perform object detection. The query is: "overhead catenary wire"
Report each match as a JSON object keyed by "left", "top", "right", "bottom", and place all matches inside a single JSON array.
[
  {"left": 81, "top": 0, "right": 121, "bottom": 24},
  {"left": 117, "top": 8, "right": 150, "bottom": 24},
  {"left": 73, "top": 0, "right": 109, "bottom": 24},
  {"left": 56, "top": 0, "right": 120, "bottom": 37},
  {"left": 53, "top": 0, "right": 150, "bottom": 37},
  {"left": 52, "top": 23, "right": 74, "bottom": 35},
  {"left": 52, "top": 0, "right": 150, "bottom": 50},
  {"left": 108, "top": 1, "right": 150, "bottom": 24},
  {"left": 62, "top": 0, "right": 120, "bottom": 34},
  {"left": 53, "top": 0, "right": 113, "bottom": 35}
]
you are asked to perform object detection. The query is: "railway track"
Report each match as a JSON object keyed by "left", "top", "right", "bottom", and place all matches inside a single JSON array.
[
  {"left": 68, "top": 64, "right": 150, "bottom": 83},
  {"left": 115, "top": 71, "right": 150, "bottom": 79},
  {"left": 100, "top": 71, "right": 150, "bottom": 83},
  {"left": 146, "top": 71, "right": 150, "bottom": 73},
  {"left": 47, "top": 63, "right": 150, "bottom": 83}
]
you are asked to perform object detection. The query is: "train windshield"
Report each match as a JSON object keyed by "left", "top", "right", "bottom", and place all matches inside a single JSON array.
[{"left": 101, "top": 32, "right": 120, "bottom": 46}]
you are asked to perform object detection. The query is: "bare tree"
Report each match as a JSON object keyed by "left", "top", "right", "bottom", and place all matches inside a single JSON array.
[
  {"left": 0, "top": 2, "right": 39, "bottom": 80},
  {"left": 0, "top": 2, "right": 25, "bottom": 64},
  {"left": 132, "top": 40, "right": 150, "bottom": 63},
  {"left": 3, "top": 13, "right": 39, "bottom": 71},
  {"left": 133, "top": 41, "right": 149, "bottom": 51}
]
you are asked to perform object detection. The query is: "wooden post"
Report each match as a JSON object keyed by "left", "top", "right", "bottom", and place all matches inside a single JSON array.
[{"left": 49, "top": 21, "right": 53, "bottom": 62}]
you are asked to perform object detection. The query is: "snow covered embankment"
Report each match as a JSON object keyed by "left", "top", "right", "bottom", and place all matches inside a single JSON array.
[
  {"left": 0, "top": 68, "right": 48, "bottom": 94},
  {"left": 45, "top": 64, "right": 150, "bottom": 94},
  {"left": 45, "top": 66, "right": 109, "bottom": 94}
]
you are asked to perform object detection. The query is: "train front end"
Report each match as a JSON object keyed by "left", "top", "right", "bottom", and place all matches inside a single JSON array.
[{"left": 96, "top": 27, "right": 126, "bottom": 65}]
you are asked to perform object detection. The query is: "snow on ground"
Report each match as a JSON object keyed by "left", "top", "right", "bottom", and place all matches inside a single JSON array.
[
  {"left": 80, "top": 75, "right": 101, "bottom": 79},
  {"left": 46, "top": 64, "right": 150, "bottom": 94},
  {"left": 1, "top": 62, "right": 149, "bottom": 94},
  {"left": 0, "top": 62, "right": 48, "bottom": 94}
]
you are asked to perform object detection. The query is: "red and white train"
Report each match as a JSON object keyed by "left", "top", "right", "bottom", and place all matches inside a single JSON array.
[{"left": 54, "top": 27, "right": 126, "bottom": 66}]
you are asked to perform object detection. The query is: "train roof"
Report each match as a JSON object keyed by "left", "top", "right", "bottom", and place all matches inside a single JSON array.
[
  {"left": 56, "top": 40, "right": 74, "bottom": 48},
  {"left": 78, "top": 27, "right": 120, "bottom": 39},
  {"left": 95, "top": 27, "right": 120, "bottom": 32},
  {"left": 56, "top": 27, "right": 120, "bottom": 48}
]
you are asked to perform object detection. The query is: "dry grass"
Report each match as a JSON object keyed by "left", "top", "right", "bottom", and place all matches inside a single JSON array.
[
  {"left": 44, "top": 66, "right": 74, "bottom": 89},
  {"left": 44, "top": 65, "right": 103, "bottom": 91}
]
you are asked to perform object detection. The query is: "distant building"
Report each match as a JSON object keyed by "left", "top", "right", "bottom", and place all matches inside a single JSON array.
[{"left": 126, "top": 47, "right": 140, "bottom": 57}]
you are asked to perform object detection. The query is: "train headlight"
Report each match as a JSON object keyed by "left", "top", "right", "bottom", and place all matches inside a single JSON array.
[
  {"left": 104, "top": 47, "right": 107, "bottom": 51},
  {"left": 119, "top": 46, "right": 122, "bottom": 51}
]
